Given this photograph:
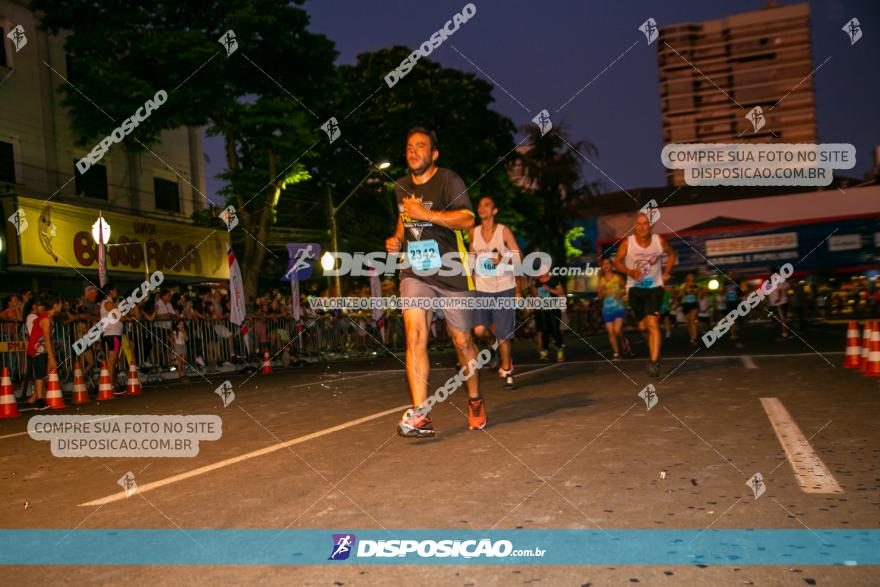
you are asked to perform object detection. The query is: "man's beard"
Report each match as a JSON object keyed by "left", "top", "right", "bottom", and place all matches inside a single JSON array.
[{"left": 409, "top": 159, "right": 434, "bottom": 176}]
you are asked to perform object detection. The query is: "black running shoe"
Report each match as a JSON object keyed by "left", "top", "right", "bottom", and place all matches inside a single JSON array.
[
  {"left": 647, "top": 361, "right": 659, "bottom": 378},
  {"left": 397, "top": 408, "right": 435, "bottom": 438},
  {"left": 502, "top": 369, "right": 516, "bottom": 390}
]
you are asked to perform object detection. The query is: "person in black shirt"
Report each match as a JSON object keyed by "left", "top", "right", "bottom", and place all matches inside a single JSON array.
[
  {"left": 386, "top": 128, "right": 485, "bottom": 437},
  {"left": 531, "top": 268, "right": 565, "bottom": 362}
]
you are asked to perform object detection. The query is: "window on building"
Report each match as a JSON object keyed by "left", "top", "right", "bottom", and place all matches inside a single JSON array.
[
  {"left": 0, "top": 26, "right": 8, "bottom": 68},
  {"left": 73, "top": 160, "right": 108, "bottom": 199},
  {"left": 154, "top": 177, "right": 180, "bottom": 212},
  {"left": 1, "top": 141, "right": 16, "bottom": 184}
]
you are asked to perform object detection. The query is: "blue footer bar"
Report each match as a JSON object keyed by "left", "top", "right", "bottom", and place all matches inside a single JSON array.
[{"left": 0, "top": 530, "right": 877, "bottom": 565}]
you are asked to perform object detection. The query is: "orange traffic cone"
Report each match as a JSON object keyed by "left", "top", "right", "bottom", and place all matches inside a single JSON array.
[
  {"left": 126, "top": 363, "right": 142, "bottom": 396},
  {"left": 96, "top": 361, "right": 115, "bottom": 401},
  {"left": 0, "top": 367, "right": 20, "bottom": 418},
  {"left": 262, "top": 349, "right": 272, "bottom": 374},
  {"left": 45, "top": 369, "right": 65, "bottom": 409},
  {"left": 71, "top": 363, "right": 90, "bottom": 404},
  {"left": 865, "top": 321, "right": 880, "bottom": 377},
  {"left": 843, "top": 320, "right": 862, "bottom": 368},
  {"left": 861, "top": 321, "right": 874, "bottom": 374}
]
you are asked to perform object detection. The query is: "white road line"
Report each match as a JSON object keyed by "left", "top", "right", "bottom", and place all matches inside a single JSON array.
[
  {"left": 78, "top": 404, "right": 410, "bottom": 507},
  {"left": 314, "top": 352, "right": 839, "bottom": 379},
  {"left": 741, "top": 355, "right": 758, "bottom": 369},
  {"left": 564, "top": 352, "right": 842, "bottom": 365},
  {"left": 759, "top": 397, "right": 843, "bottom": 494},
  {"left": 280, "top": 371, "right": 395, "bottom": 390},
  {"left": 516, "top": 363, "right": 565, "bottom": 378},
  {"left": 0, "top": 416, "right": 120, "bottom": 441}
]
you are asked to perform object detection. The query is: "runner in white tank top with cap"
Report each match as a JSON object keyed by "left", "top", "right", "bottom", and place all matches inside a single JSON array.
[
  {"left": 470, "top": 196, "right": 522, "bottom": 390},
  {"left": 613, "top": 212, "right": 677, "bottom": 377}
]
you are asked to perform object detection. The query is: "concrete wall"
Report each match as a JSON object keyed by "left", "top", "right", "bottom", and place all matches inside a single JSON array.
[{"left": 0, "top": 0, "right": 205, "bottom": 216}]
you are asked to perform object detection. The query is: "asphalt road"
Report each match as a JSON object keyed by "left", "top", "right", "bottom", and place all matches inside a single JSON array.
[{"left": 1, "top": 321, "right": 878, "bottom": 585}]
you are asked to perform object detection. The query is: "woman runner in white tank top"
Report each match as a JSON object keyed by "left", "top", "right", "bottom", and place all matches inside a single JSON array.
[{"left": 472, "top": 224, "right": 516, "bottom": 293}]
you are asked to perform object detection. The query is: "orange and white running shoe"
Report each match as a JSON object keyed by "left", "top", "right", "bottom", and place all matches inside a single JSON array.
[{"left": 467, "top": 397, "right": 487, "bottom": 430}]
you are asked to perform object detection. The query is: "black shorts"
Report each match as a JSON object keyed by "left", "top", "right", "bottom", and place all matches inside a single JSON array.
[
  {"left": 103, "top": 335, "right": 122, "bottom": 353},
  {"left": 682, "top": 302, "right": 698, "bottom": 314},
  {"left": 30, "top": 354, "right": 48, "bottom": 379},
  {"left": 628, "top": 287, "right": 664, "bottom": 322}
]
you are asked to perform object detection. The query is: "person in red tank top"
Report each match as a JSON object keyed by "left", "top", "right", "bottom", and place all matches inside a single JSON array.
[{"left": 26, "top": 294, "right": 61, "bottom": 408}]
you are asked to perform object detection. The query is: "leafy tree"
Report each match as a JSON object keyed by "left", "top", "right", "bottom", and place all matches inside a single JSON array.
[
  {"left": 517, "top": 122, "right": 600, "bottom": 264},
  {"left": 313, "top": 47, "right": 531, "bottom": 254},
  {"left": 31, "top": 0, "right": 338, "bottom": 297}
]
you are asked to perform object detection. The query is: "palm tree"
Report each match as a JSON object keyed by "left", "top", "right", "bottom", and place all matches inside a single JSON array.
[{"left": 516, "top": 122, "right": 600, "bottom": 264}]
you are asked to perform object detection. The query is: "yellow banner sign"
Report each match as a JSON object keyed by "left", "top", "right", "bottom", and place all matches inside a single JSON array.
[
  {"left": 14, "top": 196, "right": 229, "bottom": 280},
  {"left": 0, "top": 341, "right": 28, "bottom": 353}
]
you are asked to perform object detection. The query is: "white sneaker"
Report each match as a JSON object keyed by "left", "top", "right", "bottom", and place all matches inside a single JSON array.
[{"left": 196, "top": 357, "right": 206, "bottom": 367}]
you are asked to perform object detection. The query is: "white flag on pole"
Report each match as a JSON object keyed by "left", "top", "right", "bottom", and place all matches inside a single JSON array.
[{"left": 227, "top": 245, "right": 249, "bottom": 353}]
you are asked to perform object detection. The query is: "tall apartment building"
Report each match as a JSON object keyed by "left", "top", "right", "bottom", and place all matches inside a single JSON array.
[{"left": 657, "top": 2, "right": 817, "bottom": 186}]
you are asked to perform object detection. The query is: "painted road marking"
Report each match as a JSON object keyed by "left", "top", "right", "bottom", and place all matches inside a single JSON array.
[
  {"left": 281, "top": 371, "right": 394, "bottom": 390},
  {"left": 79, "top": 404, "right": 411, "bottom": 507},
  {"left": 760, "top": 397, "right": 843, "bottom": 494},
  {"left": 0, "top": 416, "right": 121, "bottom": 441},
  {"left": 516, "top": 363, "right": 565, "bottom": 378},
  {"left": 741, "top": 355, "right": 758, "bottom": 369}
]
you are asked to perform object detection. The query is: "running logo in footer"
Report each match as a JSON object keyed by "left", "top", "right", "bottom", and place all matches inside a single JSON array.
[{"left": 328, "top": 533, "right": 357, "bottom": 560}]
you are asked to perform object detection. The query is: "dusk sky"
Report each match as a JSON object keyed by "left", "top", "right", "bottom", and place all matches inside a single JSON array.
[{"left": 203, "top": 0, "right": 879, "bottom": 203}]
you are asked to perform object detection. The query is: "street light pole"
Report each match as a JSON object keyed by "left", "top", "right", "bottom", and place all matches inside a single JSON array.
[
  {"left": 327, "top": 161, "right": 390, "bottom": 298},
  {"left": 328, "top": 187, "right": 341, "bottom": 297}
]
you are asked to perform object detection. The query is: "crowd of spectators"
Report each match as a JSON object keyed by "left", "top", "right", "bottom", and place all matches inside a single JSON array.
[{"left": 0, "top": 275, "right": 875, "bottom": 387}]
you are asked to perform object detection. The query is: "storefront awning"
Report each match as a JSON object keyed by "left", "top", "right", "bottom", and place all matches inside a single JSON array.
[{"left": 2, "top": 196, "right": 230, "bottom": 281}]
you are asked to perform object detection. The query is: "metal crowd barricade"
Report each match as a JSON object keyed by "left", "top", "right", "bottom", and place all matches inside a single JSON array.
[{"left": 0, "top": 312, "right": 411, "bottom": 388}]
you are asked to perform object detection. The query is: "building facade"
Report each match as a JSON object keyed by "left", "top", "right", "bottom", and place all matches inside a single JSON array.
[
  {"left": 1, "top": 0, "right": 226, "bottom": 294},
  {"left": 657, "top": 2, "right": 817, "bottom": 186}
]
